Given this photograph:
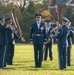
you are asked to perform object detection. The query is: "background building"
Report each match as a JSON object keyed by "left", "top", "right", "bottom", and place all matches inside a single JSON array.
[{"left": 48, "top": 0, "right": 74, "bottom": 21}]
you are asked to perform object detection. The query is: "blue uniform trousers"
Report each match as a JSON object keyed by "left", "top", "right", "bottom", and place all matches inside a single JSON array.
[
  {"left": 44, "top": 43, "right": 53, "bottom": 60},
  {"left": 6, "top": 44, "right": 14, "bottom": 65},
  {"left": 34, "top": 44, "right": 43, "bottom": 67},
  {"left": 67, "top": 46, "right": 71, "bottom": 66},
  {"left": 0, "top": 45, "right": 7, "bottom": 68},
  {"left": 58, "top": 45, "right": 66, "bottom": 69}
]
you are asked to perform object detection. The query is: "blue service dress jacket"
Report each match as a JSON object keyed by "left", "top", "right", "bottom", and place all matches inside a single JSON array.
[
  {"left": 55, "top": 25, "right": 69, "bottom": 47},
  {"left": 0, "top": 24, "right": 9, "bottom": 45},
  {"left": 30, "top": 22, "right": 47, "bottom": 44},
  {"left": 67, "top": 26, "right": 74, "bottom": 47},
  {"left": 6, "top": 27, "right": 21, "bottom": 44}
]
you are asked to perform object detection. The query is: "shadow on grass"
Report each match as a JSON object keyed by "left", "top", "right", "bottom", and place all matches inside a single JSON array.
[
  {"left": 16, "top": 60, "right": 34, "bottom": 63},
  {"left": 0, "top": 67, "right": 16, "bottom": 70},
  {"left": 1, "top": 65, "right": 74, "bottom": 71},
  {"left": 1, "top": 62, "right": 74, "bottom": 71},
  {"left": 0, "top": 65, "right": 59, "bottom": 71}
]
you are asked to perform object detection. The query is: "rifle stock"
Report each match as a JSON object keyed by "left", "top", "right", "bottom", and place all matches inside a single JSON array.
[
  {"left": 15, "top": 17, "right": 23, "bottom": 37},
  {"left": 11, "top": 9, "right": 23, "bottom": 37},
  {"left": 11, "top": 12, "right": 17, "bottom": 28}
]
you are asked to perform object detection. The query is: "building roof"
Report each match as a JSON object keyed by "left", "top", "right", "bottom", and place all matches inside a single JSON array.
[{"left": 66, "top": 0, "right": 74, "bottom": 6}]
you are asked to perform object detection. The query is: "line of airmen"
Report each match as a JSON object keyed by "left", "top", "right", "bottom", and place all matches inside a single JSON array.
[
  {"left": 0, "top": 16, "right": 25, "bottom": 68},
  {"left": 0, "top": 14, "right": 74, "bottom": 70},
  {"left": 30, "top": 14, "right": 74, "bottom": 70}
]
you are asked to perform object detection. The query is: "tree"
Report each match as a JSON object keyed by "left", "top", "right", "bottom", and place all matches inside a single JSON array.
[
  {"left": 65, "top": 7, "right": 74, "bottom": 26},
  {"left": 65, "top": 7, "right": 74, "bottom": 43},
  {"left": 19, "top": 1, "right": 37, "bottom": 43}
]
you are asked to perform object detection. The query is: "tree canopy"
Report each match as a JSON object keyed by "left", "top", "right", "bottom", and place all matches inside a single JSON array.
[{"left": 0, "top": 0, "right": 74, "bottom": 43}]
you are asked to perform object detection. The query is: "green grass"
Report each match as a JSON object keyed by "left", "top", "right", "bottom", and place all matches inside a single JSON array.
[{"left": 0, "top": 44, "right": 74, "bottom": 75}]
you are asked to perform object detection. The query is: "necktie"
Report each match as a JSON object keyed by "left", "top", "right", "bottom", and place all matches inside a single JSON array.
[
  {"left": 48, "top": 28, "right": 49, "bottom": 31},
  {"left": 37, "top": 22, "right": 40, "bottom": 29},
  {"left": 46, "top": 27, "right": 49, "bottom": 34}
]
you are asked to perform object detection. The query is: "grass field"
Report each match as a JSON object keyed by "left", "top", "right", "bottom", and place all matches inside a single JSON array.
[{"left": 0, "top": 44, "right": 74, "bottom": 75}]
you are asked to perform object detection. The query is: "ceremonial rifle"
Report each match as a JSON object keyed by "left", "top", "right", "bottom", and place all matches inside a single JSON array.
[{"left": 11, "top": 7, "right": 23, "bottom": 38}]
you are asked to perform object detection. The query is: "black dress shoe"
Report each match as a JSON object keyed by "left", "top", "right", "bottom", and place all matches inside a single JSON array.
[
  {"left": 50, "top": 57, "right": 53, "bottom": 61},
  {"left": 35, "top": 66, "right": 39, "bottom": 68},
  {"left": 67, "top": 64, "right": 71, "bottom": 66},
  {"left": 0, "top": 67, "right": 4, "bottom": 69},
  {"left": 38, "top": 66, "right": 42, "bottom": 68},
  {"left": 7, "top": 63, "right": 13, "bottom": 65},
  {"left": 44, "top": 58, "right": 47, "bottom": 61}
]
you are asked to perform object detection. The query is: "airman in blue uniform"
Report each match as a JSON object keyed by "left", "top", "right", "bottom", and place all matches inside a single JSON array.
[
  {"left": 0, "top": 16, "right": 10, "bottom": 68},
  {"left": 51, "top": 17, "right": 69, "bottom": 70},
  {"left": 44, "top": 20, "right": 53, "bottom": 61},
  {"left": 30, "top": 14, "right": 47, "bottom": 68},
  {"left": 56, "top": 17, "right": 69, "bottom": 70},
  {"left": 5, "top": 18, "right": 25, "bottom": 65},
  {"left": 66, "top": 21, "right": 74, "bottom": 66}
]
